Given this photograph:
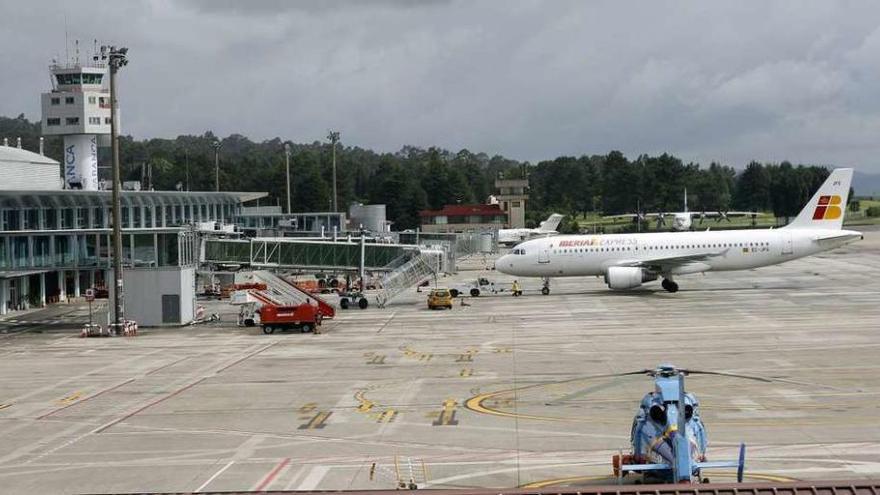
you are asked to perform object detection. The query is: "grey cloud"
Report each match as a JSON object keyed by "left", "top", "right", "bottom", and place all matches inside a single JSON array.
[{"left": 1, "top": 0, "right": 879, "bottom": 175}]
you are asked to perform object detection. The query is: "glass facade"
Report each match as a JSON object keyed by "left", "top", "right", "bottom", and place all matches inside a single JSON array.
[{"left": 0, "top": 191, "right": 247, "bottom": 270}]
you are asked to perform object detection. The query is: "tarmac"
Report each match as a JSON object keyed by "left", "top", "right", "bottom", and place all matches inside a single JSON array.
[{"left": 0, "top": 227, "right": 878, "bottom": 494}]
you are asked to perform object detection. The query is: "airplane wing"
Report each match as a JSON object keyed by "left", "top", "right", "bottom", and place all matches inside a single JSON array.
[
  {"left": 697, "top": 211, "right": 764, "bottom": 218},
  {"left": 604, "top": 213, "right": 660, "bottom": 220},
  {"left": 613, "top": 249, "right": 728, "bottom": 272}
]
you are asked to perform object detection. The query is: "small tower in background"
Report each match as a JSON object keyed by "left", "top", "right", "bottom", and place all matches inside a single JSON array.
[
  {"left": 494, "top": 176, "right": 529, "bottom": 228},
  {"left": 41, "top": 44, "right": 115, "bottom": 190}
]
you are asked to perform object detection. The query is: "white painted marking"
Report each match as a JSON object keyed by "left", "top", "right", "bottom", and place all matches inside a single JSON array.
[
  {"left": 195, "top": 460, "right": 234, "bottom": 492},
  {"left": 297, "top": 465, "right": 330, "bottom": 490},
  {"left": 283, "top": 465, "right": 307, "bottom": 490}
]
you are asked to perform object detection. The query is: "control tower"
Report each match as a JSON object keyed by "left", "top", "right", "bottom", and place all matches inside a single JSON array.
[{"left": 41, "top": 56, "right": 114, "bottom": 190}]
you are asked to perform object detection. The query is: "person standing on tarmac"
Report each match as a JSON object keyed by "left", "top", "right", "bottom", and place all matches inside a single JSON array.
[{"left": 512, "top": 280, "right": 522, "bottom": 296}]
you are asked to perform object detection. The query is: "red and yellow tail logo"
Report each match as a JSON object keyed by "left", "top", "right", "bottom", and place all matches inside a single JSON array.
[{"left": 812, "top": 195, "right": 842, "bottom": 220}]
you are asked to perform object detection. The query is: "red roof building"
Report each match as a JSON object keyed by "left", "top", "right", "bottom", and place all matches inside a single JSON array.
[{"left": 419, "top": 204, "right": 507, "bottom": 233}]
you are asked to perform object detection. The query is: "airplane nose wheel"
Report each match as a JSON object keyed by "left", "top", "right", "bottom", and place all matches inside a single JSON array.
[
  {"left": 661, "top": 278, "right": 679, "bottom": 293},
  {"left": 541, "top": 277, "right": 551, "bottom": 295}
]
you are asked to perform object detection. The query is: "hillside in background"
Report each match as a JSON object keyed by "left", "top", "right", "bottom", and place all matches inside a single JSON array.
[
  {"left": 0, "top": 114, "right": 862, "bottom": 230},
  {"left": 853, "top": 171, "right": 880, "bottom": 197}
]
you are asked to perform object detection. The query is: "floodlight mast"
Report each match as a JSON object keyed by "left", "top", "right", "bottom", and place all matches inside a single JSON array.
[
  {"left": 284, "top": 142, "right": 291, "bottom": 213},
  {"left": 99, "top": 45, "right": 128, "bottom": 330},
  {"left": 213, "top": 140, "right": 221, "bottom": 191},
  {"left": 327, "top": 130, "right": 340, "bottom": 212}
]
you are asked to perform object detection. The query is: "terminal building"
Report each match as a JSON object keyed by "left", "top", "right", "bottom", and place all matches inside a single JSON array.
[{"left": 0, "top": 144, "right": 265, "bottom": 320}]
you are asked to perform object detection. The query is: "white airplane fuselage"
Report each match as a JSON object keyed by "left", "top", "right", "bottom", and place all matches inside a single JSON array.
[{"left": 496, "top": 228, "right": 862, "bottom": 278}]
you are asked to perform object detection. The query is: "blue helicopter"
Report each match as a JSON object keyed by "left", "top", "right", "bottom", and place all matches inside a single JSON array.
[{"left": 612, "top": 364, "right": 746, "bottom": 484}]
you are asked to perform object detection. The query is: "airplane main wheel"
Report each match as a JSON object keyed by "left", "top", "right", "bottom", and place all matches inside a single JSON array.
[
  {"left": 662, "top": 279, "right": 679, "bottom": 293},
  {"left": 541, "top": 287, "right": 550, "bottom": 296}
]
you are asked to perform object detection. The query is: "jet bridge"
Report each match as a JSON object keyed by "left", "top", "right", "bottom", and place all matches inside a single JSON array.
[
  {"left": 203, "top": 237, "right": 409, "bottom": 271},
  {"left": 204, "top": 237, "right": 445, "bottom": 308}
]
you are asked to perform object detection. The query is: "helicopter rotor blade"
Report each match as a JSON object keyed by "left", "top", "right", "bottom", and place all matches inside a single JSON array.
[
  {"left": 680, "top": 369, "right": 773, "bottom": 382},
  {"left": 543, "top": 369, "right": 654, "bottom": 405}
]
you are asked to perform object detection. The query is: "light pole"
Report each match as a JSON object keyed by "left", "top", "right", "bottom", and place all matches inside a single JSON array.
[
  {"left": 185, "top": 147, "right": 190, "bottom": 192},
  {"left": 213, "top": 140, "right": 221, "bottom": 191},
  {"left": 96, "top": 45, "right": 128, "bottom": 331},
  {"left": 284, "top": 142, "right": 291, "bottom": 213},
  {"left": 327, "top": 130, "right": 340, "bottom": 212}
]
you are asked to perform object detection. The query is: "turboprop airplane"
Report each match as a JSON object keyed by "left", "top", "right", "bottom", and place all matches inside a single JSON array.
[
  {"left": 605, "top": 189, "right": 762, "bottom": 232},
  {"left": 497, "top": 213, "right": 564, "bottom": 246},
  {"left": 496, "top": 168, "right": 861, "bottom": 293}
]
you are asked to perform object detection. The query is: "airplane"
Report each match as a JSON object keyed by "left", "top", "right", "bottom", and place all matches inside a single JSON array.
[
  {"left": 604, "top": 189, "right": 762, "bottom": 231},
  {"left": 496, "top": 168, "right": 861, "bottom": 293},
  {"left": 497, "top": 213, "right": 564, "bottom": 246}
]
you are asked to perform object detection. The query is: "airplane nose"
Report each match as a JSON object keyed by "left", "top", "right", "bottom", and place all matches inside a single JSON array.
[{"left": 496, "top": 255, "right": 513, "bottom": 274}]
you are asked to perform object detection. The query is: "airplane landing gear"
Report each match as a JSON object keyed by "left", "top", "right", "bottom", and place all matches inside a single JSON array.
[
  {"left": 541, "top": 277, "right": 551, "bottom": 295},
  {"left": 661, "top": 278, "right": 679, "bottom": 293}
]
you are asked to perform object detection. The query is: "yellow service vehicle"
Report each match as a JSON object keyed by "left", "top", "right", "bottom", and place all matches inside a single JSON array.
[{"left": 427, "top": 288, "right": 453, "bottom": 310}]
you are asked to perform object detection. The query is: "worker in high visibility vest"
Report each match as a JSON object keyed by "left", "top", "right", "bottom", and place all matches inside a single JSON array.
[{"left": 512, "top": 280, "right": 522, "bottom": 297}]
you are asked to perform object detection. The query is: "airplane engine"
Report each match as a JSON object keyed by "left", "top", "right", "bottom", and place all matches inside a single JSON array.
[{"left": 604, "top": 267, "right": 657, "bottom": 290}]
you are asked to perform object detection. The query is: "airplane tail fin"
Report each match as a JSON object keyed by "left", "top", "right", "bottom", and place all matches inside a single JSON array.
[
  {"left": 784, "top": 168, "right": 852, "bottom": 230},
  {"left": 538, "top": 213, "right": 564, "bottom": 232}
]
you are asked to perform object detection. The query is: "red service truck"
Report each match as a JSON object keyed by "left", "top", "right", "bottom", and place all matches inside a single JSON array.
[{"left": 258, "top": 304, "right": 324, "bottom": 334}]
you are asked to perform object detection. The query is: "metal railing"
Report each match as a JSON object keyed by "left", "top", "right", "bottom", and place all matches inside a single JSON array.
[{"left": 376, "top": 250, "right": 440, "bottom": 308}]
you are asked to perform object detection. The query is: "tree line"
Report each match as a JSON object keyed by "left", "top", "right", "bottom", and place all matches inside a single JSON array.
[{"left": 1, "top": 114, "right": 839, "bottom": 231}]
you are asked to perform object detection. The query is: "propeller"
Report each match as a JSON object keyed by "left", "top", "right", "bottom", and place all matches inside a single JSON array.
[{"left": 656, "top": 212, "right": 667, "bottom": 228}]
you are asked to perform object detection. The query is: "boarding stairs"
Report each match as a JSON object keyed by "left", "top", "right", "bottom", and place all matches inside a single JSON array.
[
  {"left": 233, "top": 270, "right": 335, "bottom": 318},
  {"left": 376, "top": 250, "right": 439, "bottom": 308}
]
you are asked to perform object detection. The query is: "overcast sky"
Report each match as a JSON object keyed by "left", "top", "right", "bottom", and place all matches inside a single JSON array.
[{"left": 2, "top": 0, "right": 880, "bottom": 172}]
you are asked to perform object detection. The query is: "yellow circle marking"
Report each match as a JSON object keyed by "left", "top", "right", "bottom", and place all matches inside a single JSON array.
[
  {"left": 522, "top": 475, "right": 609, "bottom": 488},
  {"left": 465, "top": 389, "right": 576, "bottom": 422}
]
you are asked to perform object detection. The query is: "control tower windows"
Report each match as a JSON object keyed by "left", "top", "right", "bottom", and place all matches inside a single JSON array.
[
  {"left": 82, "top": 73, "right": 102, "bottom": 84},
  {"left": 56, "top": 73, "right": 81, "bottom": 85}
]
